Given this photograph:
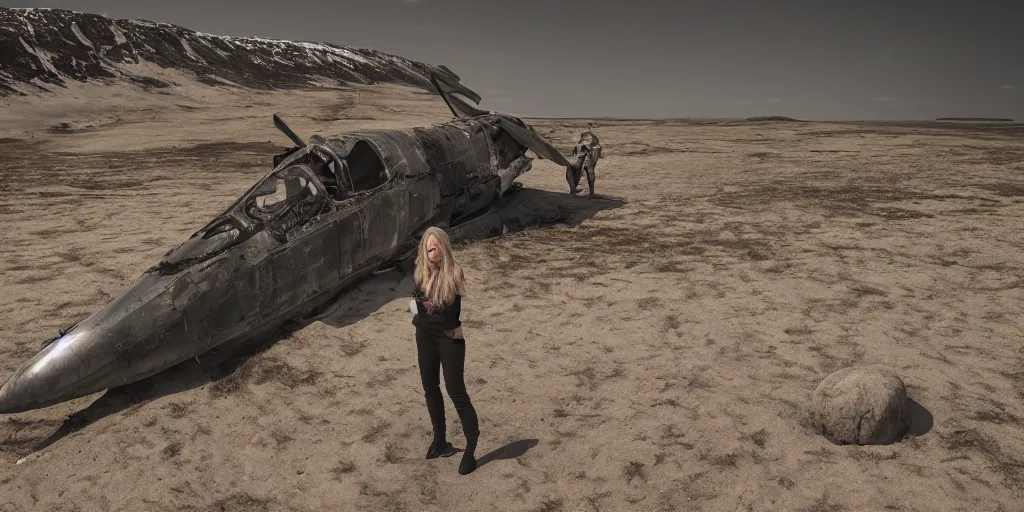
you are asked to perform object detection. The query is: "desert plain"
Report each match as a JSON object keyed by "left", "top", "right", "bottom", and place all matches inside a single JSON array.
[{"left": 0, "top": 76, "right": 1023, "bottom": 511}]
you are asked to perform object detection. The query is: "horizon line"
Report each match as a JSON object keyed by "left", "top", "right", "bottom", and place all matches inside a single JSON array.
[{"left": 518, "top": 115, "right": 1020, "bottom": 123}]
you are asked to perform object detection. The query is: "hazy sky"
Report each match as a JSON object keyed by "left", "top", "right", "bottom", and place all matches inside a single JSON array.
[{"left": 5, "top": 0, "right": 1023, "bottom": 120}]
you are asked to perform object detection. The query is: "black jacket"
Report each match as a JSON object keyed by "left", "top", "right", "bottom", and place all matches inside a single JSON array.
[{"left": 412, "top": 285, "right": 462, "bottom": 335}]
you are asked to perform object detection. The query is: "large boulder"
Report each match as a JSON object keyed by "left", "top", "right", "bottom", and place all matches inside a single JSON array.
[{"left": 810, "top": 365, "right": 911, "bottom": 445}]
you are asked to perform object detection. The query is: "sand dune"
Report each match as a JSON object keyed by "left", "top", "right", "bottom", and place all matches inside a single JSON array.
[{"left": 1, "top": 81, "right": 1023, "bottom": 511}]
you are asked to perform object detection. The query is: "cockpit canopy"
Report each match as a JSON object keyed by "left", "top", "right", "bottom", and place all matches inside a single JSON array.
[
  {"left": 245, "top": 165, "right": 323, "bottom": 220},
  {"left": 346, "top": 140, "right": 389, "bottom": 192},
  {"left": 159, "top": 164, "right": 328, "bottom": 270},
  {"left": 305, "top": 137, "right": 391, "bottom": 200},
  {"left": 158, "top": 137, "right": 393, "bottom": 272},
  {"left": 242, "top": 164, "right": 328, "bottom": 241}
]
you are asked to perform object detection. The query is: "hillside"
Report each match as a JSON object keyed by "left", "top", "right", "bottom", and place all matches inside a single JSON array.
[{"left": 0, "top": 7, "right": 449, "bottom": 96}]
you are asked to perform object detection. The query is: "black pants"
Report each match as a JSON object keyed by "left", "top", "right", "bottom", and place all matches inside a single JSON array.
[{"left": 416, "top": 328, "right": 480, "bottom": 439}]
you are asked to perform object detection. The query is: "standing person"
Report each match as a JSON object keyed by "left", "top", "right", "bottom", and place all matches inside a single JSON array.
[
  {"left": 411, "top": 226, "right": 480, "bottom": 475},
  {"left": 569, "top": 123, "right": 602, "bottom": 197}
]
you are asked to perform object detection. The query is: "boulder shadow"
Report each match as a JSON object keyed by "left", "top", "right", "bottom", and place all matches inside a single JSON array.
[
  {"left": 905, "top": 397, "right": 933, "bottom": 438},
  {"left": 476, "top": 439, "right": 540, "bottom": 469}
]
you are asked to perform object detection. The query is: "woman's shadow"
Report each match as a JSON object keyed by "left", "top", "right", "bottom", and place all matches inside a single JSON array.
[{"left": 475, "top": 439, "right": 540, "bottom": 469}]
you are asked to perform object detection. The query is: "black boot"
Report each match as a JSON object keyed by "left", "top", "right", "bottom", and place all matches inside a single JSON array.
[
  {"left": 426, "top": 425, "right": 456, "bottom": 459},
  {"left": 450, "top": 394, "right": 479, "bottom": 474},
  {"left": 458, "top": 436, "right": 478, "bottom": 475}
]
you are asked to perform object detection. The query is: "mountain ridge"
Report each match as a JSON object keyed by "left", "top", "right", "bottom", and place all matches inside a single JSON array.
[{"left": 0, "top": 7, "right": 450, "bottom": 96}]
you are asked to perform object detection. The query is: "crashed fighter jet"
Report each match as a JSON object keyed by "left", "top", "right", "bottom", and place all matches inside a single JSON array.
[{"left": 0, "top": 69, "right": 581, "bottom": 414}]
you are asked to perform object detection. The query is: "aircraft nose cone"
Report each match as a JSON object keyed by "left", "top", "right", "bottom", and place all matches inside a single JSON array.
[
  {"left": 0, "top": 336, "right": 83, "bottom": 414},
  {"left": 0, "top": 371, "right": 40, "bottom": 415},
  {"left": 0, "top": 252, "right": 251, "bottom": 415}
]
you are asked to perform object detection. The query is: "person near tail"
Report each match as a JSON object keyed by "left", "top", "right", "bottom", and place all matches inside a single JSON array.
[{"left": 567, "top": 123, "right": 602, "bottom": 197}]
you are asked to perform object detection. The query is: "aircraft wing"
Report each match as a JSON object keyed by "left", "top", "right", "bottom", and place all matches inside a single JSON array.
[{"left": 493, "top": 117, "right": 574, "bottom": 168}]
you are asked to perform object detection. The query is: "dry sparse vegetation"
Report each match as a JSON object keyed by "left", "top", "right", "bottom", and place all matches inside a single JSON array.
[{"left": 0, "top": 80, "right": 1021, "bottom": 511}]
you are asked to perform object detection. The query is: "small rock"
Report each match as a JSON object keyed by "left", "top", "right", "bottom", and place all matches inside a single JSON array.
[{"left": 810, "top": 365, "right": 911, "bottom": 445}]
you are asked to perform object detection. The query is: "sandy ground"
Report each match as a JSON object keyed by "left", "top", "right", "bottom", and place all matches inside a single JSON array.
[{"left": 1, "top": 77, "right": 1023, "bottom": 512}]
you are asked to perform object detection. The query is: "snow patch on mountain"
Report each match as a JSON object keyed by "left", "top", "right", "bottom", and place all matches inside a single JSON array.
[
  {"left": 70, "top": 21, "right": 94, "bottom": 49},
  {"left": 0, "top": 7, "right": 451, "bottom": 97}
]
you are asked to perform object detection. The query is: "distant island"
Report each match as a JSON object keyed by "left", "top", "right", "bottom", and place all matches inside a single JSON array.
[
  {"left": 745, "top": 116, "right": 803, "bottom": 122},
  {"left": 935, "top": 117, "right": 1014, "bottom": 122}
]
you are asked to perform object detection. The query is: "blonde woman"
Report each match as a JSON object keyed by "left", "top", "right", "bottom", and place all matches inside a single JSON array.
[{"left": 410, "top": 226, "right": 480, "bottom": 475}]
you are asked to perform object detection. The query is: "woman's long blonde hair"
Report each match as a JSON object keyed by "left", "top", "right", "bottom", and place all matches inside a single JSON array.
[{"left": 414, "top": 226, "right": 466, "bottom": 305}]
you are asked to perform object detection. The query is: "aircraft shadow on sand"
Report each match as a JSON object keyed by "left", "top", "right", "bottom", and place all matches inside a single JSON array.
[{"left": 19, "top": 187, "right": 624, "bottom": 454}]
